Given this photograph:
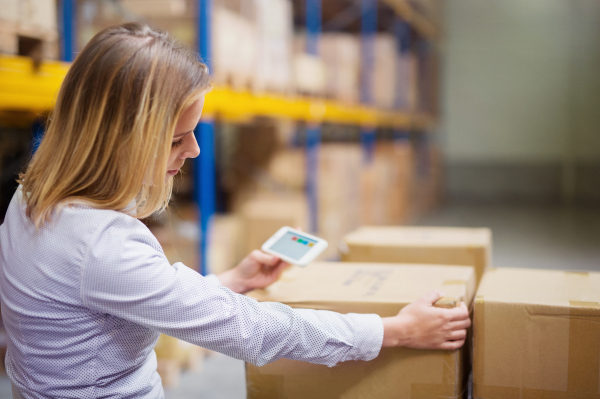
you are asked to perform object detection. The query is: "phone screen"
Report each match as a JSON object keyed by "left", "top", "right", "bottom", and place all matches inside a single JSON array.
[{"left": 268, "top": 231, "right": 318, "bottom": 261}]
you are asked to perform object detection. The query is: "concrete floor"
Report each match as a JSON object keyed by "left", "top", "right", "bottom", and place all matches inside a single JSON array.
[{"left": 1, "top": 204, "right": 599, "bottom": 398}]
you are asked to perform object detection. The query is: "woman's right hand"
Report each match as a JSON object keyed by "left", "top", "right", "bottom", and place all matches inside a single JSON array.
[{"left": 381, "top": 290, "right": 471, "bottom": 350}]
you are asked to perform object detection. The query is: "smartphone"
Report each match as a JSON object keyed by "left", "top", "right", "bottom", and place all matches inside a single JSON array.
[{"left": 261, "top": 227, "right": 328, "bottom": 266}]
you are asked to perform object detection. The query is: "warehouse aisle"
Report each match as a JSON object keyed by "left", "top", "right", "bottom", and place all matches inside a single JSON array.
[
  {"left": 0, "top": 204, "right": 598, "bottom": 397},
  {"left": 418, "top": 204, "right": 600, "bottom": 271}
]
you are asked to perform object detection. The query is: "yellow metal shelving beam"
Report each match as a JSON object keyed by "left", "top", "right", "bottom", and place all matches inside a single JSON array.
[
  {"left": 0, "top": 55, "right": 70, "bottom": 113},
  {"left": 0, "top": 55, "right": 426, "bottom": 129}
]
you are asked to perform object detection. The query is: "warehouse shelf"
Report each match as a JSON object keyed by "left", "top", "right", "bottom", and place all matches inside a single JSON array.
[
  {"left": 204, "top": 87, "right": 415, "bottom": 128},
  {"left": 0, "top": 55, "right": 69, "bottom": 113},
  {"left": 0, "top": 55, "right": 429, "bottom": 129}
]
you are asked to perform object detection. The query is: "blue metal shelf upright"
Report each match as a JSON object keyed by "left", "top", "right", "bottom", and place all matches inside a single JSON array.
[
  {"left": 305, "top": 0, "right": 322, "bottom": 234},
  {"left": 196, "top": 0, "right": 216, "bottom": 276},
  {"left": 360, "top": 0, "right": 377, "bottom": 164}
]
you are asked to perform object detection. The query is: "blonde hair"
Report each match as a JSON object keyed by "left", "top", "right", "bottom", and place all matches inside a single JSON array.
[{"left": 20, "top": 23, "right": 211, "bottom": 227}]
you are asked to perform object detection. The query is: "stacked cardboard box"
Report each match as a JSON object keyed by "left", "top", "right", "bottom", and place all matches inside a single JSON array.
[
  {"left": 207, "top": 215, "right": 243, "bottom": 275},
  {"left": 395, "top": 51, "right": 418, "bottom": 110},
  {"left": 80, "top": 0, "right": 293, "bottom": 93},
  {"left": 212, "top": 4, "right": 258, "bottom": 90},
  {"left": 318, "top": 143, "right": 362, "bottom": 259},
  {"left": 473, "top": 267, "right": 600, "bottom": 398},
  {"left": 320, "top": 33, "right": 361, "bottom": 104},
  {"left": 342, "top": 226, "right": 492, "bottom": 285},
  {"left": 292, "top": 34, "right": 328, "bottom": 97},
  {"left": 373, "top": 34, "right": 398, "bottom": 109},
  {"left": 212, "top": 0, "right": 293, "bottom": 92},
  {"left": 253, "top": 0, "right": 293, "bottom": 94},
  {"left": 360, "top": 141, "right": 414, "bottom": 226},
  {"left": 0, "top": 0, "right": 59, "bottom": 60},
  {"left": 246, "top": 262, "right": 476, "bottom": 398}
]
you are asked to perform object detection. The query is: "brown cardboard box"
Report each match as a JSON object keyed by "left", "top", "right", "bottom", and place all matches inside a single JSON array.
[
  {"left": 342, "top": 226, "right": 491, "bottom": 285},
  {"left": 473, "top": 267, "right": 600, "bottom": 398},
  {"left": 360, "top": 142, "right": 414, "bottom": 226},
  {"left": 318, "top": 144, "right": 362, "bottom": 260},
  {"left": 246, "top": 262, "right": 476, "bottom": 399}
]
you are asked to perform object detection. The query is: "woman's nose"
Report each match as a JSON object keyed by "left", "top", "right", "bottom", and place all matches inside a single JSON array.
[{"left": 181, "top": 133, "right": 201, "bottom": 159}]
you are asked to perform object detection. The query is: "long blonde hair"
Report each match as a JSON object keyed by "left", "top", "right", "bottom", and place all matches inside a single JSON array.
[{"left": 20, "top": 23, "right": 211, "bottom": 227}]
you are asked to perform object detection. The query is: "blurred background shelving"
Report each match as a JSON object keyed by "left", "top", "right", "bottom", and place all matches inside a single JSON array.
[{"left": 0, "top": 0, "right": 444, "bottom": 270}]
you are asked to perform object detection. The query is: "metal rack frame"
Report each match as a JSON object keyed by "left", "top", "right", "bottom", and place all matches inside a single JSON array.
[{"left": 0, "top": 0, "right": 438, "bottom": 275}]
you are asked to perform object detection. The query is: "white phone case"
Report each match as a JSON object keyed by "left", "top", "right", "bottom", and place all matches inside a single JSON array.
[{"left": 261, "top": 227, "right": 328, "bottom": 266}]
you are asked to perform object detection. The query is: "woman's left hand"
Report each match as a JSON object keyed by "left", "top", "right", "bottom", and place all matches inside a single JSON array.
[{"left": 217, "top": 250, "right": 290, "bottom": 294}]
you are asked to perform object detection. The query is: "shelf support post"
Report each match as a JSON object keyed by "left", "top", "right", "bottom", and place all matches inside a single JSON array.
[
  {"left": 360, "top": 0, "right": 377, "bottom": 105},
  {"left": 305, "top": 0, "right": 322, "bottom": 234},
  {"left": 59, "top": 0, "right": 76, "bottom": 62},
  {"left": 394, "top": 17, "right": 411, "bottom": 109},
  {"left": 360, "top": 0, "right": 377, "bottom": 165},
  {"left": 195, "top": 0, "right": 215, "bottom": 276}
]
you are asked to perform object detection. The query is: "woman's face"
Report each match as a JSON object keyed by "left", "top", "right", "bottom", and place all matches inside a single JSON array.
[{"left": 166, "top": 97, "right": 204, "bottom": 179}]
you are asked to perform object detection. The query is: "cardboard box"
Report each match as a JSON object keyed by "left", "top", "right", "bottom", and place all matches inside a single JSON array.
[
  {"left": 373, "top": 34, "right": 398, "bottom": 109},
  {"left": 246, "top": 262, "right": 476, "bottom": 399},
  {"left": 473, "top": 267, "right": 600, "bottom": 398},
  {"left": 341, "top": 226, "right": 491, "bottom": 285},
  {"left": 360, "top": 142, "right": 414, "bottom": 226},
  {"left": 318, "top": 143, "right": 362, "bottom": 260}
]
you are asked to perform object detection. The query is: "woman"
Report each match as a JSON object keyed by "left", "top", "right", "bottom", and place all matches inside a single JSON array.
[{"left": 0, "top": 23, "right": 470, "bottom": 398}]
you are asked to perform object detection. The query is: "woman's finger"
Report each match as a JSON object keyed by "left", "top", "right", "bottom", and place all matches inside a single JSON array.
[
  {"left": 446, "top": 329, "right": 467, "bottom": 341},
  {"left": 447, "top": 318, "right": 471, "bottom": 331},
  {"left": 250, "top": 250, "right": 280, "bottom": 266},
  {"left": 438, "top": 339, "right": 465, "bottom": 350}
]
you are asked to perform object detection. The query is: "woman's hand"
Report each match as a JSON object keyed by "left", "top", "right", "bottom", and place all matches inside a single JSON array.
[
  {"left": 381, "top": 290, "right": 471, "bottom": 350},
  {"left": 217, "top": 250, "right": 290, "bottom": 294}
]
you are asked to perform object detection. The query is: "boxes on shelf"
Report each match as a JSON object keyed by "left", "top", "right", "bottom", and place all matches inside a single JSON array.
[
  {"left": 395, "top": 51, "right": 418, "bottom": 110},
  {"left": 318, "top": 143, "right": 362, "bottom": 260},
  {"left": 342, "top": 226, "right": 492, "bottom": 285},
  {"left": 212, "top": 4, "right": 258, "bottom": 90},
  {"left": 208, "top": 215, "right": 243, "bottom": 274},
  {"left": 0, "top": 0, "right": 59, "bottom": 60},
  {"left": 253, "top": 0, "right": 293, "bottom": 94},
  {"left": 246, "top": 262, "right": 476, "bottom": 399},
  {"left": 373, "top": 34, "right": 398, "bottom": 109},
  {"left": 320, "top": 33, "right": 360, "bottom": 104},
  {"left": 292, "top": 53, "right": 326, "bottom": 96},
  {"left": 473, "top": 267, "right": 600, "bottom": 398},
  {"left": 212, "top": 0, "right": 293, "bottom": 92},
  {"left": 238, "top": 194, "right": 308, "bottom": 258},
  {"left": 360, "top": 141, "right": 414, "bottom": 226}
]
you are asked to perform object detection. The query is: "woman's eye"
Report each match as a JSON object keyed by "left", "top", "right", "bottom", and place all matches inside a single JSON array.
[{"left": 172, "top": 138, "right": 184, "bottom": 148}]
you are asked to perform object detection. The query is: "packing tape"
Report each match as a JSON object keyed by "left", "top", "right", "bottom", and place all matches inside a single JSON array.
[{"left": 473, "top": 298, "right": 600, "bottom": 398}]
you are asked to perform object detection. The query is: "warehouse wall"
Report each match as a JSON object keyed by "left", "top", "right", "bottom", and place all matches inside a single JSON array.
[{"left": 441, "top": 0, "right": 600, "bottom": 204}]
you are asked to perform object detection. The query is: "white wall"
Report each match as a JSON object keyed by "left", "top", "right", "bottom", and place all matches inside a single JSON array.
[{"left": 442, "top": 0, "right": 600, "bottom": 164}]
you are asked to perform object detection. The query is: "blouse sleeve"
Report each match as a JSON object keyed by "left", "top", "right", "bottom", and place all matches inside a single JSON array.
[{"left": 80, "top": 216, "right": 383, "bottom": 367}]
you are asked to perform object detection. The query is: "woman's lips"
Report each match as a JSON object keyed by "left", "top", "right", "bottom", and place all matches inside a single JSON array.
[{"left": 167, "top": 169, "right": 179, "bottom": 176}]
